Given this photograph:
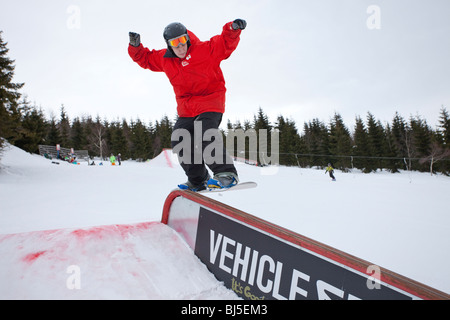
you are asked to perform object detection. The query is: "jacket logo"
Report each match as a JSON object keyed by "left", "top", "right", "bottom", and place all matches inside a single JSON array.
[{"left": 181, "top": 54, "right": 191, "bottom": 67}]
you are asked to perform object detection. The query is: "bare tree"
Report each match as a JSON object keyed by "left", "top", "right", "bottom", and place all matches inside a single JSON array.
[
  {"left": 420, "top": 142, "right": 450, "bottom": 175},
  {"left": 88, "top": 121, "right": 107, "bottom": 159}
]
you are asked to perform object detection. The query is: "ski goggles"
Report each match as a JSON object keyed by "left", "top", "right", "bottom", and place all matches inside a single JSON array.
[{"left": 167, "top": 34, "right": 189, "bottom": 48}]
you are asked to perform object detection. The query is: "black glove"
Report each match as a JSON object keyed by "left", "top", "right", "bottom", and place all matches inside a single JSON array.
[
  {"left": 232, "top": 19, "right": 247, "bottom": 30},
  {"left": 129, "top": 32, "right": 141, "bottom": 47}
]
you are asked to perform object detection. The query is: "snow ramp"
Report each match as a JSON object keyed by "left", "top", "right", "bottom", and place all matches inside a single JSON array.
[
  {"left": 0, "top": 222, "right": 238, "bottom": 299},
  {"left": 148, "top": 148, "right": 177, "bottom": 168},
  {"left": 162, "top": 189, "right": 450, "bottom": 300}
]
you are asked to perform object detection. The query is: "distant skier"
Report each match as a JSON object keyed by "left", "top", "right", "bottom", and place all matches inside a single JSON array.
[
  {"left": 128, "top": 19, "right": 247, "bottom": 191},
  {"left": 110, "top": 154, "right": 116, "bottom": 166},
  {"left": 117, "top": 153, "right": 122, "bottom": 166},
  {"left": 325, "top": 163, "right": 336, "bottom": 181}
]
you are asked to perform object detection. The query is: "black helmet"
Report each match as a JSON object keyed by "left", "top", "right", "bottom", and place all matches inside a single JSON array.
[
  {"left": 163, "top": 22, "right": 188, "bottom": 42},
  {"left": 163, "top": 22, "right": 191, "bottom": 58}
]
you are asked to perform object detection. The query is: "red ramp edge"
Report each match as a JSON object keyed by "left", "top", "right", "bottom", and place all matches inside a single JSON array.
[{"left": 162, "top": 189, "right": 449, "bottom": 300}]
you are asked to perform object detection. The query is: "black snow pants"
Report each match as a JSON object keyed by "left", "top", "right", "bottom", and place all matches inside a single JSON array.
[
  {"left": 329, "top": 170, "right": 335, "bottom": 180},
  {"left": 171, "top": 112, "right": 237, "bottom": 186}
]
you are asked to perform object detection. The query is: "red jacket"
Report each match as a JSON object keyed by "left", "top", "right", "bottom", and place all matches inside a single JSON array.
[{"left": 128, "top": 22, "right": 241, "bottom": 118}]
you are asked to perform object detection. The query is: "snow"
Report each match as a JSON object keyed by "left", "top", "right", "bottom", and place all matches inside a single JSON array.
[
  {"left": 1, "top": 143, "right": 449, "bottom": 299},
  {"left": 0, "top": 222, "right": 239, "bottom": 299}
]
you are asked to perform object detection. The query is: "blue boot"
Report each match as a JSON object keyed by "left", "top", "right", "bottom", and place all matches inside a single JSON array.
[
  {"left": 207, "top": 172, "right": 239, "bottom": 190},
  {"left": 178, "top": 174, "right": 211, "bottom": 192}
]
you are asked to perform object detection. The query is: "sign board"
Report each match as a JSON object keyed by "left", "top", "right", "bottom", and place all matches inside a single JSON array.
[{"left": 162, "top": 190, "right": 449, "bottom": 300}]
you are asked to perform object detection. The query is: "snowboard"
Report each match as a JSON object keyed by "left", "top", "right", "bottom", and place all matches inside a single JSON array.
[{"left": 199, "top": 181, "right": 257, "bottom": 193}]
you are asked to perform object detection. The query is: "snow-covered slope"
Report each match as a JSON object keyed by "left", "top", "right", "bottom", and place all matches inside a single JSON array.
[{"left": 1, "top": 143, "right": 449, "bottom": 298}]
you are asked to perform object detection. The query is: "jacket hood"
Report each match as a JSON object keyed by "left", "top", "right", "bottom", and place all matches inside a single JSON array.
[{"left": 164, "top": 30, "right": 199, "bottom": 58}]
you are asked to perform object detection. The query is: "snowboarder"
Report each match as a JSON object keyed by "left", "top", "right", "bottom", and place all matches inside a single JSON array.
[
  {"left": 325, "top": 163, "right": 336, "bottom": 181},
  {"left": 117, "top": 153, "right": 121, "bottom": 166},
  {"left": 128, "top": 19, "right": 247, "bottom": 191}
]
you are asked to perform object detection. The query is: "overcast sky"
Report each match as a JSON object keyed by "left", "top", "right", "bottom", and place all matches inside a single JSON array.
[{"left": 1, "top": 0, "right": 449, "bottom": 132}]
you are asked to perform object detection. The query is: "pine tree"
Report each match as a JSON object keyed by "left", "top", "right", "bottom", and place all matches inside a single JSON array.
[
  {"left": 0, "top": 31, "right": 25, "bottom": 151},
  {"left": 436, "top": 107, "right": 450, "bottom": 174},
  {"left": 275, "top": 115, "right": 301, "bottom": 166},
  {"left": 5, "top": 95, "right": 30, "bottom": 147},
  {"left": 107, "top": 119, "right": 128, "bottom": 158},
  {"left": 366, "top": 112, "right": 387, "bottom": 171},
  {"left": 410, "top": 115, "right": 432, "bottom": 171},
  {"left": 153, "top": 115, "right": 173, "bottom": 157},
  {"left": 384, "top": 123, "right": 402, "bottom": 172},
  {"left": 302, "top": 118, "right": 329, "bottom": 167},
  {"left": 58, "top": 105, "right": 71, "bottom": 147},
  {"left": 120, "top": 118, "right": 132, "bottom": 159},
  {"left": 391, "top": 112, "right": 414, "bottom": 170},
  {"left": 253, "top": 107, "right": 271, "bottom": 131},
  {"left": 352, "top": 116, "right": 371, "bottom": 172},
  {"left": 391, "top": 112, "right": 408, "bottom": 157},
  {"left": 328, "top": 113, "right": 352, "bottom": 170},
  {"left": 130, "top": 118, "right": 151, "bottom": 160},
  {"left": 438, "top": 107, "right": 450, "bottom": 148},
  {"left": 15, "top": 99, "right": 48, "bottom": 153},
  {"left": 253, "top": 107, "right": 272, "bottom": 165},
  {"left": 71, "top": 117, "right": 86, "bottom": 150},
  {"left": 46, "top": 115, "right": 61, "bottom": 147}
]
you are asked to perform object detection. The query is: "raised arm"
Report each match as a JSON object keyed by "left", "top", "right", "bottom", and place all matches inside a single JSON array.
[
  {"left": 128, "top": 32, "right": 164, "bottom": 72},
  {"left": 209, "top": 19, "right": 246, "bottom": 61}
]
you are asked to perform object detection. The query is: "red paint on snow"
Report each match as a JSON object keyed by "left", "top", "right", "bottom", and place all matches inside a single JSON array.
[
  {"left": 23, "top": 251, "right": 46, "bottom": 263},
  {"left": 163, "top": 148, "right": 174, "bottom": 168},
  {"left": 70, "top": 222, "right": 157, "bottom": 239},
  {"left": 71, "top": 227, "right": 105, "bottom": 239}
]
